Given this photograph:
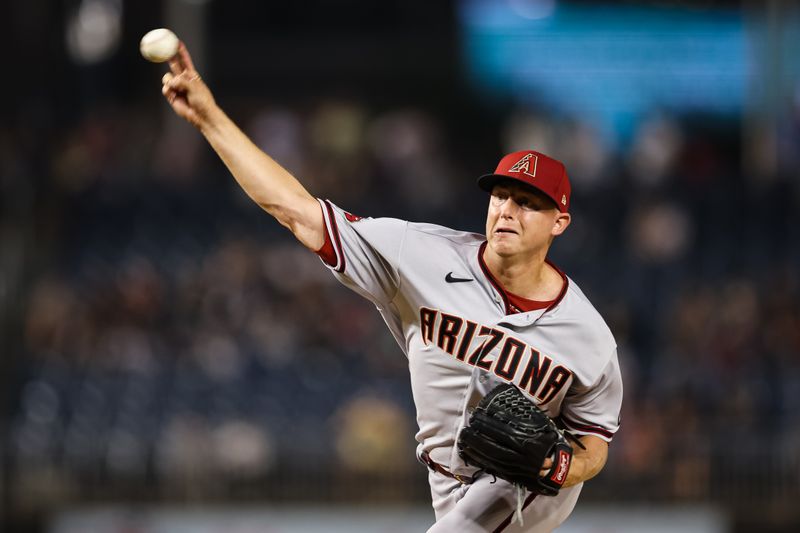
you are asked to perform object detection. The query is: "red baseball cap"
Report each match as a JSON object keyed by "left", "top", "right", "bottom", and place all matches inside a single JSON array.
[{"left": 477, "top": 150, "right": 571, "bottom": 212}]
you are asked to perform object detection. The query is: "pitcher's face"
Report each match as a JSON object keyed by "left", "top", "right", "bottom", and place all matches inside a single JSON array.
[{"left": 485, "top": 181, "right": 571, "bottom": 259}]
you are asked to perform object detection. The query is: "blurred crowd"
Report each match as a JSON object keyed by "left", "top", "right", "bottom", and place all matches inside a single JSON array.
[{"left": 4, "top": 93, "right": 800, "bottom": 513}]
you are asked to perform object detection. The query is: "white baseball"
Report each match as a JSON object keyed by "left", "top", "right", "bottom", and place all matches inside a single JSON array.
[{"left": 139, "top": 28, "right": 179, "bottom": 63}]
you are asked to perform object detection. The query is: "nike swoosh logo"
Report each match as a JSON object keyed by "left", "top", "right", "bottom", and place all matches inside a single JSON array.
[{"left": 445, "top": 272, "right": 474, "bottom": 283}]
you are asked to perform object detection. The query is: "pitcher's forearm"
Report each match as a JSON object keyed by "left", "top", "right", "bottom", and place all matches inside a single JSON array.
[
  {"left": 199, "top": 105, "right": 310, "bottom": 213},
  {"left": 198, "top": 105, "right": 324, "bottom": 250},
  {"left": 563, "top": 435, "right": 608, "bottom": 487}
]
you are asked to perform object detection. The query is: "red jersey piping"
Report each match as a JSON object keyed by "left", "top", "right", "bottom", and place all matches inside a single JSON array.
[
  {"left": 560, "top": 414, "right": 615, "bottom": 440},
  {"left": 317, "top": 199, "right": 346, "bottom": 273},
  {"left": 477, "top": 241, "right": 569, "bottom": 315}
]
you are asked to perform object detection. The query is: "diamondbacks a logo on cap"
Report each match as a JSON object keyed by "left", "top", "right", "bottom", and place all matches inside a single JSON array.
[{"left": 508, "top": 153, "right": 538, "bottom": 178}]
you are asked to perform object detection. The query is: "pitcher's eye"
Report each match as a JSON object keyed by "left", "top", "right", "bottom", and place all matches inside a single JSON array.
[{"left": 491, "top": 193, "right": 508, "bottom": 205}]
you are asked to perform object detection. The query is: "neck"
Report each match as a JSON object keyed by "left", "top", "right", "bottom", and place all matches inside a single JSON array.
[{"left": 482, "top": 245, "right": 561, "bottom": 301}]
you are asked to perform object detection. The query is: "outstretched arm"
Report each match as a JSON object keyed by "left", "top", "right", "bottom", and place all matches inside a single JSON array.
[{"left": 161, "top": 42, "right": 324, "bottom": 251}]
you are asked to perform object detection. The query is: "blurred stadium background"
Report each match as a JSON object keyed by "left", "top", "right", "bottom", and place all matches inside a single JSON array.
[{"left": 2, "top": 0, "right": 800, "bottom": 531}]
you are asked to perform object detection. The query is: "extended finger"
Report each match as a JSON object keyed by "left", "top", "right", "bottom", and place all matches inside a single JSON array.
[
  {"left": 168, "top": 42, "right": 188, "bottom": 75},
  {"left": 176, "top": 42, "right": 196, "bottom": 72},
  {"left": 168, "top": 54, "right": 183, "bottom": 76},
  {"left": 168, "top": 42, "right": 196, "bottom": 76},
  {"left": 162, "top": 72, "right": 174, "bottom": 85}
]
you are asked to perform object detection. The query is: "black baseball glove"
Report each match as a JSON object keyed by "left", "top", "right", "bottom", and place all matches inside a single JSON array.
[{"left": 457, "top": 383, "right": 578, "bottom": 496}]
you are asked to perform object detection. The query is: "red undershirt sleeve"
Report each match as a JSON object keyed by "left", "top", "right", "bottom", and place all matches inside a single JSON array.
[{"left": 315, "top": 217, "right": 337, "bottom": 267}]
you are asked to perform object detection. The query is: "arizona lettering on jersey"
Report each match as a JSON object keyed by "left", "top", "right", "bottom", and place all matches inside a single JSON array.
[{"left": 419, "top": 306, "right": 572, "bottom": 406}]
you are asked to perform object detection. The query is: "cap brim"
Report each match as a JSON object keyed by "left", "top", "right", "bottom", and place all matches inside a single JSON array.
[
  {"left": 477, "top": 173, "right": 546, "bottom": 195},
  {"left": 477, "top": 173, "right": 503, "bottom": 192},
  {"left": 479, "top": 173, "right": 549, "bottom": 191},
  {"left": 476, "top": 174, "right": 562, "bottom": 211}
]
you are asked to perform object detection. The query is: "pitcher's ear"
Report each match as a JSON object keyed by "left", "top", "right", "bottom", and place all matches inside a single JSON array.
[{"left": 552, "top": 212, "right": 571, "bottom": 236}]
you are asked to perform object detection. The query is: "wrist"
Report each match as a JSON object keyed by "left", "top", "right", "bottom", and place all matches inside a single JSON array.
[
  {"left": 198, "top": 102, "right": 226, "bottom": 136},
  {"left": 563, "top": 454, "right": 585, "bottom": 487}
]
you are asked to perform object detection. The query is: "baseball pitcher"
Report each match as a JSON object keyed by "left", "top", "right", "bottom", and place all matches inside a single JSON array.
[{"left": 161, "top": 43, "right": 623, "bottom": 532}]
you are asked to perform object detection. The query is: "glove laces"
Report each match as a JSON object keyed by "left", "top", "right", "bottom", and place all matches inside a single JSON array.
[{"left": 513, "top": 485, "right": 525, "bottom": 526}]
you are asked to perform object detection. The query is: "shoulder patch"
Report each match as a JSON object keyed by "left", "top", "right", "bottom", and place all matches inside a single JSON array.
[{"left": 344, "top": 211, "right": 363, "bottom": 223}]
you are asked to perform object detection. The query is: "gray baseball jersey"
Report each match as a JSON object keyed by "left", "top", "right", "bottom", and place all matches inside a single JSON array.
[{"left": 316, "top": 199, "right": 623, "bottom": 532}]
